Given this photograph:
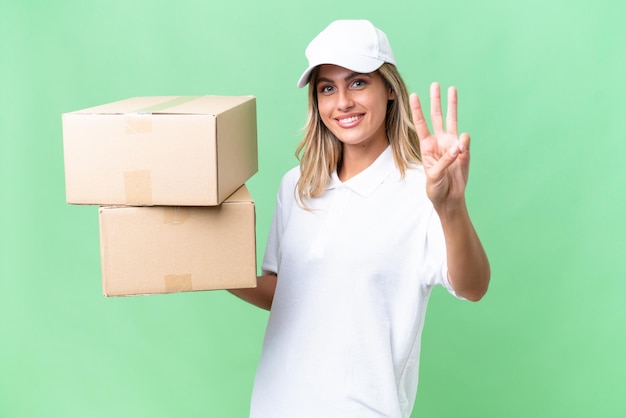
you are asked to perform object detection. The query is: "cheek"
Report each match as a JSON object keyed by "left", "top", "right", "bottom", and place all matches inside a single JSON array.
[
  {"left": 316, "top": 96, "right": 331, "bottom": 114},
  {"left": 367, "top": 97, "right": 390, "bottom": 125},
  {"left": 317, "top": 99, "right": 334, "bottom": 124}
]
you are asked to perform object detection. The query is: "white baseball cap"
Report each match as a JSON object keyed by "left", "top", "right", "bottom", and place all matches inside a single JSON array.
[{"left": 297, "top": 19, "right": 397, "bottom": 88}]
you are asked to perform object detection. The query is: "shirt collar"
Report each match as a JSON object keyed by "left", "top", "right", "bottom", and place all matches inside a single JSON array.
[{"left": 327, "top": 145, "right": 396, "bottom": 198}]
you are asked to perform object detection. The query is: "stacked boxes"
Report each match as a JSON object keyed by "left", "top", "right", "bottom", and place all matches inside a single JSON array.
[{"left": 62, "top": 96, "right": 258, "bottom": 296}]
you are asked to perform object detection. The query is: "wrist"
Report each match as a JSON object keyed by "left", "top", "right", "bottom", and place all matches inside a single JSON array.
[{"left": 434, "top": 199, "right": 468, "bottom": 221}]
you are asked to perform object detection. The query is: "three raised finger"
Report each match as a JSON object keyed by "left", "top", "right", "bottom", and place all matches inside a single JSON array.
[{"left": 411, "top": 83, "right": 459, "bottom": 139}]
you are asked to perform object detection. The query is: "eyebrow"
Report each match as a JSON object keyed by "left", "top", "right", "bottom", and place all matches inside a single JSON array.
[{"left": 316, "top": 72, "right": 374, "bottom": 85}]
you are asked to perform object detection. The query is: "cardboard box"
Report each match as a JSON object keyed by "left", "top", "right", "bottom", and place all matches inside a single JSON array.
[
  {"left": 99, "top": 185, "right": 257, "bottom": 296},
  {"left": 63, "top": 95, "right": 257, "bottom": 206}
]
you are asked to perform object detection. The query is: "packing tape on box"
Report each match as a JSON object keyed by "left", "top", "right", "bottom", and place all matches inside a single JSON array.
[
  {"left": 124, "top": 170, "right": 153, "bottom": 205},
  {"left": 124, "top": 113, "right": 152, "bottom": 135},
  {"left": 132, "top": 96, "right": 204, "bottom": 113},
  {"left": 123, "top": 96, "right": 203, "bottom": 135},
  {"left": 163, "top": 207, "right": 191, "bottom": 224},
  {"left": 164, "top": 274, "right": 193, "bottom": 292}
]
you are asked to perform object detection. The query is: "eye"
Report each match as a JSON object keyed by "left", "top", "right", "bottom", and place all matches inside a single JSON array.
[
  {"left": 318, "top": 84, "right": 336, "bottom": 94},
  {"left": 351, "top": 79, "right": 367, "bottom": 88}
]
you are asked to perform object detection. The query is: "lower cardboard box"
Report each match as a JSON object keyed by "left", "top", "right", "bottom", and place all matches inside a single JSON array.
[{"left": 99, "top": 185, "right": 256, "bottom": 296}]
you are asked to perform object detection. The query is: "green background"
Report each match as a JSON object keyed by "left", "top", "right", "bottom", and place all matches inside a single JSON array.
[{"left": 1, "top": 0, "right": 624, "bottom": 417}]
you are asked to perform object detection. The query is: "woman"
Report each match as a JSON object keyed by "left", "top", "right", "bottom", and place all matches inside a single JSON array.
[{"left": 231, "top": 19, "right": 490, "bottom": 418}]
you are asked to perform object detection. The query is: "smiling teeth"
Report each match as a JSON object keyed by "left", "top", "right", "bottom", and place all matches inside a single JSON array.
[{"left": 339, "top": 115, "right": 361, "bottom": 123}]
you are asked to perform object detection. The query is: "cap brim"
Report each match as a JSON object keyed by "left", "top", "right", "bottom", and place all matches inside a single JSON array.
[
  {"left": 297, "top": 67, "right": 316, "bottom": 88},
  {"left": 296, "top": 55, "right": 385, "bottom": 88}
]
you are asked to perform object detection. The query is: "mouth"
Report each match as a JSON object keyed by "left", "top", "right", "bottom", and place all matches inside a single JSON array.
[{"left": 336, "top": 114, "right": 364, "bottom": 126}]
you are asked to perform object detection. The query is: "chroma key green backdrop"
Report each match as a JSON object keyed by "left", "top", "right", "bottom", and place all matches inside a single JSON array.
[{"left": 1, "top": 1, "right": 624, "bottom": 417}]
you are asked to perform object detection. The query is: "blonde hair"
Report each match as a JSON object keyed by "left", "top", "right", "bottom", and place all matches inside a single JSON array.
[{"left": 295, "top": 63, "right": 421, "bottom": 205}]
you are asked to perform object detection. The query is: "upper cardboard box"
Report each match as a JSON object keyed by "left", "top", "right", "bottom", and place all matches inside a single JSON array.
[{"left": 62, "top": 95, "right": 258, "bottom": 206}]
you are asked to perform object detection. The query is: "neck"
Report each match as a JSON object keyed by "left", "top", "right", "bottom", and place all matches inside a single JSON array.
[{"left": 338, "top": 139, "right": 389, "bottom": 181}]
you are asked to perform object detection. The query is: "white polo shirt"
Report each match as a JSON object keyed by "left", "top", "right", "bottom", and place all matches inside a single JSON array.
[{"left": 250, "top": 146, "right": 459, "bottom": 418}]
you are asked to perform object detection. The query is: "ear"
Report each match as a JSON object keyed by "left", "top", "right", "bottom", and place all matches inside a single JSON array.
[{"left": 388, "top": 88, "right": 395, "bottom": 100}]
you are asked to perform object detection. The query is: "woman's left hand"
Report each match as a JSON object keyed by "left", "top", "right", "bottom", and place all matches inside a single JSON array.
[{"left": 410, "top": 82, "right": 470, "bottom": 211}]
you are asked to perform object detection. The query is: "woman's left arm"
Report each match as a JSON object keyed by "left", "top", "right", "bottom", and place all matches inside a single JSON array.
[
  {"left": 410, "top": 82, "right": 490, "bottom": 301},
  {"left": 436, "top": 203, "right": 490, "bottom": 301}
]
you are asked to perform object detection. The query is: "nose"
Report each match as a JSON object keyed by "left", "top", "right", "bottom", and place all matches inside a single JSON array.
[{"left": 336, "top": 89, "right": 354, "bottom": 111}]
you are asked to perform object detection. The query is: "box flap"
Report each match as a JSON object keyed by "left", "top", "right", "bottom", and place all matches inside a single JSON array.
[
  {"left": 165, "top": 96, "right": 255, "bottom": 115},
  {"left": 66, "top": 95, "right": 255, "bottom": 116}
]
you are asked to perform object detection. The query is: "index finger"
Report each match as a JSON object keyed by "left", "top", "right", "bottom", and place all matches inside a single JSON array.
[{"left": 409, "top": 93, "right": 431, "bottom": 140}]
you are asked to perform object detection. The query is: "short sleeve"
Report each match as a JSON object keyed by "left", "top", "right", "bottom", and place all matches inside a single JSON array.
[
  {"left": 424, "top": 208, "right": 465, "bottom": 300},
  {"left": 261, "top": 167, "right": 300, "bottom": 276},
  {"left": 261, "top": 196, "right": 282, "bottom": 276}
]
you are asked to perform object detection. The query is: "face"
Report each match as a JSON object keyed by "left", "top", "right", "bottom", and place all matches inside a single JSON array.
[{"left": 315, "top": 64, "right": 394, "bottom": 149}]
